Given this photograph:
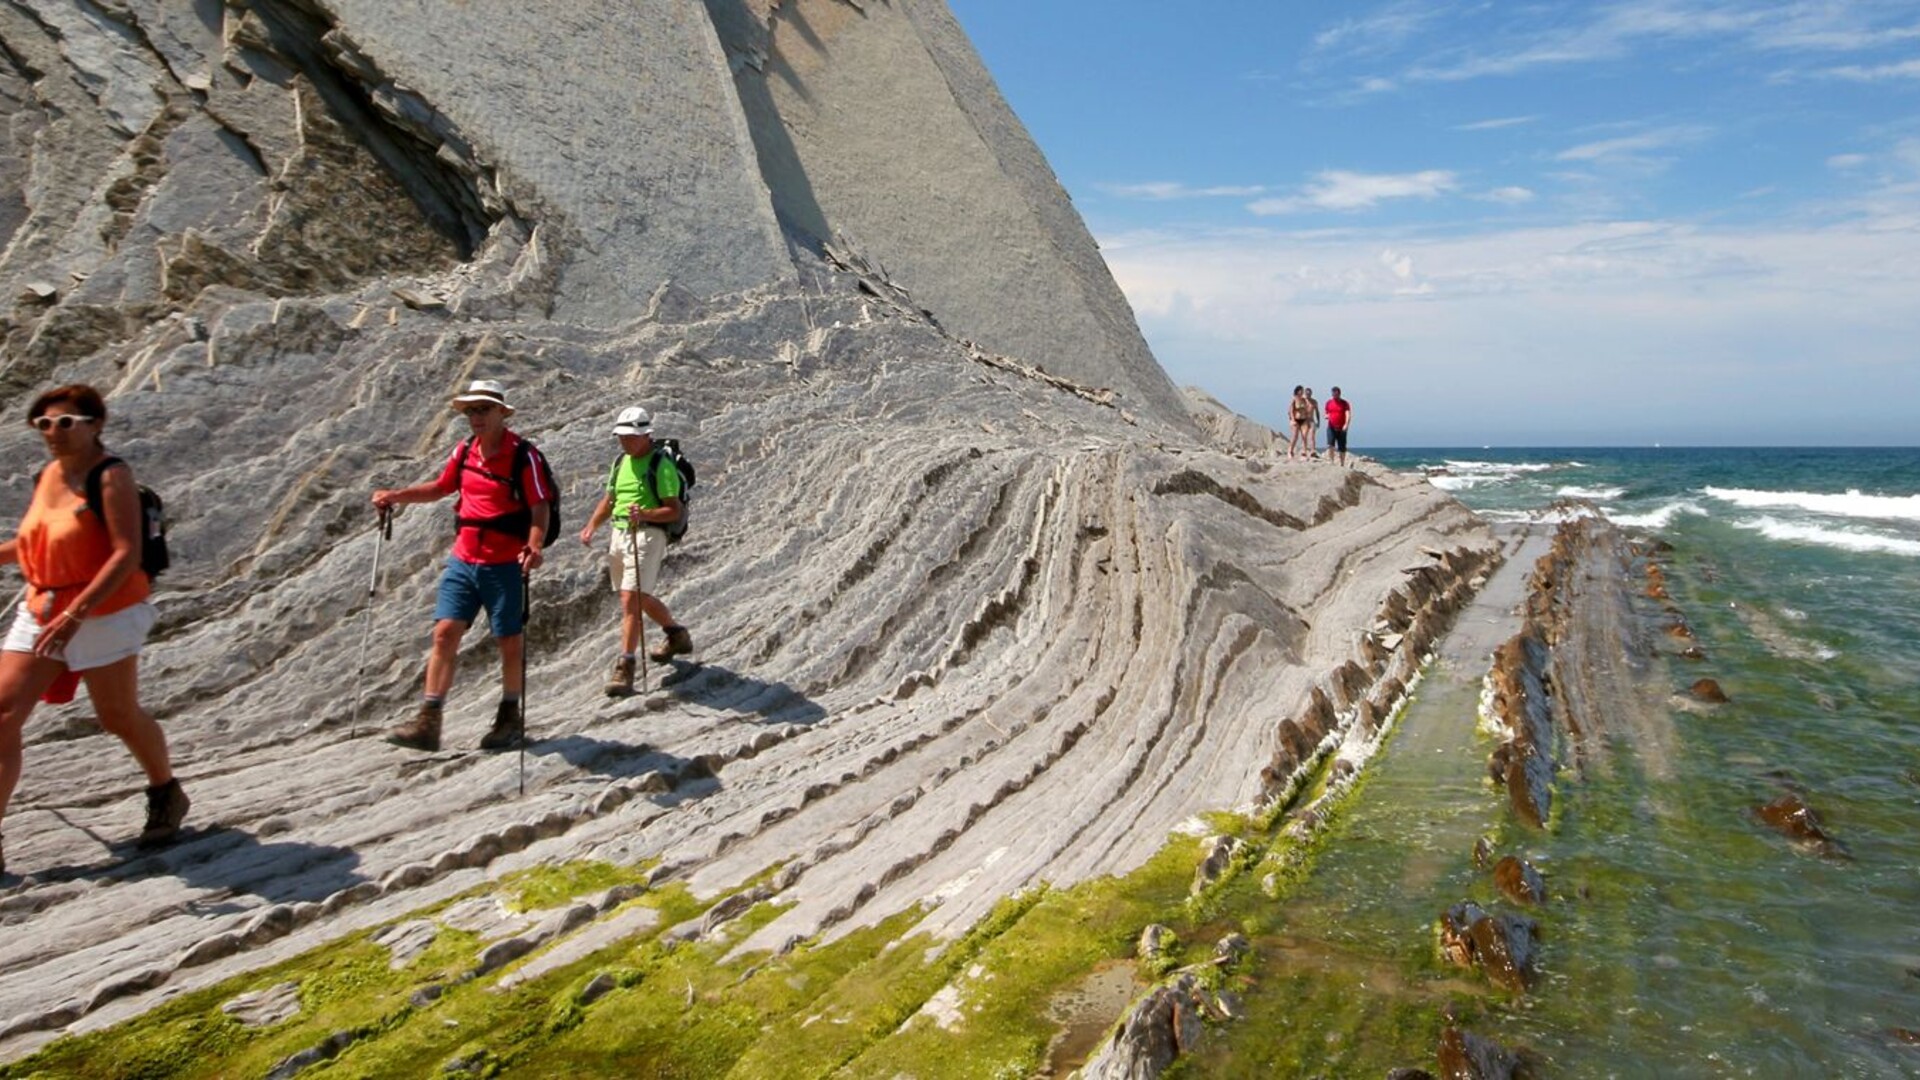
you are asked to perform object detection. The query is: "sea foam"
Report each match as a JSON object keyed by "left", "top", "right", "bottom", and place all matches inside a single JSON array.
[
  {"left": 1704, "top": 487, "right": 1920, "bottom": 523},
  {"left": 1557, "top": 485, "right": 1626, "bottom": 500},
  {"left": 1737, "top": 516, "right": 1920, "bottom": 557},
  {"left": 1607, "top": 501, "right": 1706, "bottom": 529}
]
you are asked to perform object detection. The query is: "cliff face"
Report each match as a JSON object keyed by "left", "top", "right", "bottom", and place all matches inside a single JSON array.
[{"left": 0, "top": 0, "right": 1496, "bottom": 1057}]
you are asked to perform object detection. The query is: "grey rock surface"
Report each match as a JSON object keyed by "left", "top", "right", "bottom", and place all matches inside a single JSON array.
[
  {"left": 220, "top": 980, "right": 301, "bottom": 1027},
  {"left": 0, "top": 0, "right": 1497, "bottom": 1057}
]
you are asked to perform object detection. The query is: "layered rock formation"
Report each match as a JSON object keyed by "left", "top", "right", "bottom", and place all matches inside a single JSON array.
[{"left": 0, "top": 0, "right": 1495, "bottom": 1058}]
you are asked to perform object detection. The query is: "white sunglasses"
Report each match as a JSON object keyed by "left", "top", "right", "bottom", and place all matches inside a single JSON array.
[{"left": 30, "top": 414, "right": 96, "bottom": 432}]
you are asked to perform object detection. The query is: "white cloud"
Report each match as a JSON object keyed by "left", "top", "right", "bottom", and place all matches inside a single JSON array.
[
  {"left": 1827, "top": 153, "right": 1870, "bottom": 170},
  {"left": 1248, "top": 170, "right": 1459, "bottom": 215},
  {"left": 1312, "top": 3, "right": 1445, "bottom": 59},
  {"left": 1096, "top": 213, "right": 1920, "bottom": 444},
  {"left": 1555, "top": 125, "right": 1708, "bottom": 164},
  {"left": 1482, "top": 185, "right": 1537, "bottom": 203},
  {"left": 1333, "top": 1, "right": 1920, "bottom": 90},
  {"left": 1455, "top": 115, "right": 1540, "bottom": 131},
  {"left": 1810, "top": 56, "right": 1920, "bottom": 81},
  {"left": 1100, "top": 182, "right": 1269, "bottom": 201}
]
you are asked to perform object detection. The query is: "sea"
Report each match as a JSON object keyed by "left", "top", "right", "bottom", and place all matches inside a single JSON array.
[{"left": 1206, "top": 448, "right": 1920, "bottom": 1077}]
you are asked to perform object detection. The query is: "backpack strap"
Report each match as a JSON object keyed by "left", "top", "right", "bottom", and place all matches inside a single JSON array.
[{"left": 82, "top": 456, "right": 128, "bottom": 524}]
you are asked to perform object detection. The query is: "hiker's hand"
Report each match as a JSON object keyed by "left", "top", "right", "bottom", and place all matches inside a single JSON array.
[
  {"left": 519, "top": 545, "right": 544, "bottom": 572},
  {"left": 372, "top": 489, "right": 398, "bottom": 511},
  {"left": 34, "top": 612, "right": 81, "bottom": 658},
  {"left": 626, "top": 505, "right": 643, "bottom": 526},
  {"left": 578, "top": 524, "right": 595, "bottom": 547}
]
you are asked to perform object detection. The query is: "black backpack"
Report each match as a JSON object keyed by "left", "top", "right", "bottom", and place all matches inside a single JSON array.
[
  {"left": 452, "top": 436, "right": 562, "bottom": 549},
  {"left": 608, "top": 438, "right": 696, "bottom": 544},
  {"left": 43, "top": 456, "right": 170, "bottom": 579}
]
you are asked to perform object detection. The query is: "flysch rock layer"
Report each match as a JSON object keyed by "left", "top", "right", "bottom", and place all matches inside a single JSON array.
[
  {"left": 703, "top": 0, "right": 1191, "bottom": 427},
  {"left": 0, "top": 0, "right": 1495, "bottom": 1057}
]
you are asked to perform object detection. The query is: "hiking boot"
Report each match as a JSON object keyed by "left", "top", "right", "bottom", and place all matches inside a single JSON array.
[
  {"left": 386, "top": 700, "right": 443, "bottom": 752},
  {"left": 604, "top": 654, "right": 636, "bottom": 698},
  {"left": 479, "top": 699, "right": 523, "bottom": 751},
  {"left": 138, "top": 778, "right": 190, "bottom": 848},
  {"left": 648, "top": 625, "right": 694, "bottom": 663}
]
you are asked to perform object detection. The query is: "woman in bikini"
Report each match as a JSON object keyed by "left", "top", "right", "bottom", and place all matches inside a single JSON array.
[
  {"left": 1287, "top": 385, "right": 1314, "bottom": 460},
  {"left": 0, "top": 384, "right": 188, "bottom": 876}
]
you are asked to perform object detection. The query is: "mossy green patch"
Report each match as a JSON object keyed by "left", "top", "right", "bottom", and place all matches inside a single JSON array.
[{"left": 500, "top": 859, "right": 652, "bottom": 913}]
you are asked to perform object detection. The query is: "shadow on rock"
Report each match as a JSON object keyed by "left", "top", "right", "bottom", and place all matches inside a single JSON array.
[
  {"left": 657, "top": 661, "right": 827, "bottom": 726},
  {"left": 531, "top": 735, "right": 710, "bottom": 786},
  {"left": 29, "top": 823, "right": 369, "bottom": 905}
]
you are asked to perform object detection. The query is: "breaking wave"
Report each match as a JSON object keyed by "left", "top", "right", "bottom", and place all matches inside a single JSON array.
[
  {"left": 1424, "top": 460, "right": 1564, "bottom": 492},
  {"left": 1557, "top": 485, "right": 1626, "bottom": 500},
  {"left": 1735, "top": 516, "right": 1920, "bottom": 557},
  {"left": 1607, "top": 501, "right": 1707, "bottom": 529},
  {"left": 1704, "top": 487, "right": 1920, "bottom": 523}
]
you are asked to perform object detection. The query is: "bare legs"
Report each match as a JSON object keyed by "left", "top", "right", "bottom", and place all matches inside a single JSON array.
[
  {"left": 0, "top": 649, "right": 172, "bottom": 830},
  {"left": 618, "top": 592, "right": 678, "bottom": 655},
  {"left": 424, "top": 618, "right": 523, "bottom": 698}
]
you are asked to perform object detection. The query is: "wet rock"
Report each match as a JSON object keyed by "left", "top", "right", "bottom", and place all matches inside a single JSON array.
[
  {"left": 221, "top": 981, "right": 301, "bottom": 1027},
  {"left": 1438, "top": 1026, "right": 1526, "bottom": 1079},
  {"left": 1439, "top": 902, "right": 1539, "bottom": 992},
  {"left": 1213, "top": 934, "right": 1252, "bottom": 967},
  {"left": 1192, "top": 836, "right": 1242, "bottom": 895},
  {"left": 1492, "top": 856, "right": 1546, "bottom": 906},
  {"left": 267, "top": 1029, "right": 366, "bottom": 1080},
  {"left": 1138, "top": 924, "right": 1177, "bottom": 965},
  {"left": 1472, "top": 837, "right": 1494, "bottom": 871},
  {"left": 1688, "top": 679, "right": 1730, "bottom": 704},
  {"left": 577, "top": 972, "right": 617, "bottom": 1005},
  {"left": 1388, "top": 1070, "right": 1437, "bottom": 1080},
  {"left": 372, "top": 919, "right": 438, "bottom": 970},
  {"left": 1753, "top": 794, "right": 1849, "bottom": 858},
  {"left": 1678, "top": 646, "right": 1707, "bottom": 661},
  {"left": 1077, "top": 973, "right": 1207, "bottom": 1080},
  {"left": 1888, "top": 1027, "right": 1920, "bottom": 1045}
]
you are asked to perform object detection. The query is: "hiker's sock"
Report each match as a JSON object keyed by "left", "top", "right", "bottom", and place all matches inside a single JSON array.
[
  {"left": 621, "top": 652, "right": 635, "bottom": 661},
  {"left": 424, "top": 694, "right": 444, "bottom": 706},
  {"left": 501, "top": 694, "right": 520, "bottom": 705}
]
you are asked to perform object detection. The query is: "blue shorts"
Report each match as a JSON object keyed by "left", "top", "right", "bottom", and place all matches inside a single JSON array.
[{"left": 433, "top": 557, "right": 525, "bottom": 637}]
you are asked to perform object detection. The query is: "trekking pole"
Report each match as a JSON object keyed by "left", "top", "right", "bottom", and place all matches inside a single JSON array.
[
  {"left": 519, "top": 566, "right": 530, "bottom": 798},
  {"left": 350, "top": 506, "right": 394, "bottom": 736},
  {"left": 628, "top": 521, "right": 647, "bottom": 694}
]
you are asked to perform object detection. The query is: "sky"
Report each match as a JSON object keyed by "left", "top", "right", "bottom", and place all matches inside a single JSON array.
[{"left": 945, "top": 1, "right": 1920, "bottom": 446}]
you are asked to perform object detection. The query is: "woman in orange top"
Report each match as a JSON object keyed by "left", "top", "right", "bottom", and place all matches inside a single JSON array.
[{"left": 0, "top": 384, "right": 188, "bottom": 877}]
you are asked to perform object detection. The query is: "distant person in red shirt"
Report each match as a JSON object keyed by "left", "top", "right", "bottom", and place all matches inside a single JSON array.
[
  {"left": 1324, "top": 387, "right": 1352, "bottom": 466},
  {"left": 373, "top": 380, "right": 552, "bottom": 753}
]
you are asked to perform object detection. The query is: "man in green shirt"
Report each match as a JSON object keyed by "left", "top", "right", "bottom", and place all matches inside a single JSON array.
[{"left": 577, "top": 406, "right": 693, "bottom": 696}]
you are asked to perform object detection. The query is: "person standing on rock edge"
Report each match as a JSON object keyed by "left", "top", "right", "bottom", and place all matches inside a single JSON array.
[
  {"left": 1325, "top": 387, "right": 1353, "bottom": 467},
  {"left": 1306, "top": 387, "right": 1323, "bottom": 459},
  {"left": 578, "top": 406, "right": 692, "bottom": 697},
  {"left": 1287, "top": 385, "right": 1314, "bottom": 460},
  {"left": 0, "top": 384, "right": 189, "bottom": 875},
  {"left": 372, "top": 380, "right": 550, "bottom": 753}
]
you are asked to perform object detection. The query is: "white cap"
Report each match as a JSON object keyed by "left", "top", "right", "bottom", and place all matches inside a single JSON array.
[
  {"left": 612, "top": 405, "right": 652, "bottom": 437},
  {"left": 450, "top": 379, "right": 514, "bottom": 415}
]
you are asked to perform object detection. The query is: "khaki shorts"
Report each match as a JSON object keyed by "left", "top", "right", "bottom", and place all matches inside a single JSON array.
[
  {"left": 4, "top": 600, "right": 156, "bottom": 671},
  {"left": 608, "top": 525, "right": 668, "bottom": 595}
]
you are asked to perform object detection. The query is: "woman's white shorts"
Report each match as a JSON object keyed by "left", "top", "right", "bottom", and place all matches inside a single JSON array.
[{"left": 4, "top": 600, "right": 157, "bottom": 671}]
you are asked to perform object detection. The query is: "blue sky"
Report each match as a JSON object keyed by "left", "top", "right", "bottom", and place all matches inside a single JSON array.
[{"left": 947, "top": 1, "right": 1920, "bottom": 446}]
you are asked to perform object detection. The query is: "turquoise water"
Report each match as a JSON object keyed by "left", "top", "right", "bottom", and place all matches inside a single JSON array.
[{"left": 1199, "top": 449, "right": 1920, "bottom": 1077}]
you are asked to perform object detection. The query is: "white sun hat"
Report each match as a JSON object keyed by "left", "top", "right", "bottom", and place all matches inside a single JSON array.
[
  {"left": 612, "top": 406, "right": 653, "bottom": 437},
  {"left": 450, "top": 379, "right": 515, "bottom": 415}
]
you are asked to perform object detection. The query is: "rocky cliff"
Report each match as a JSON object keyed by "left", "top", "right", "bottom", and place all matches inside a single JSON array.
[{"left": 0, "top": 0, "right": 1495, "bottom": 1063}]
